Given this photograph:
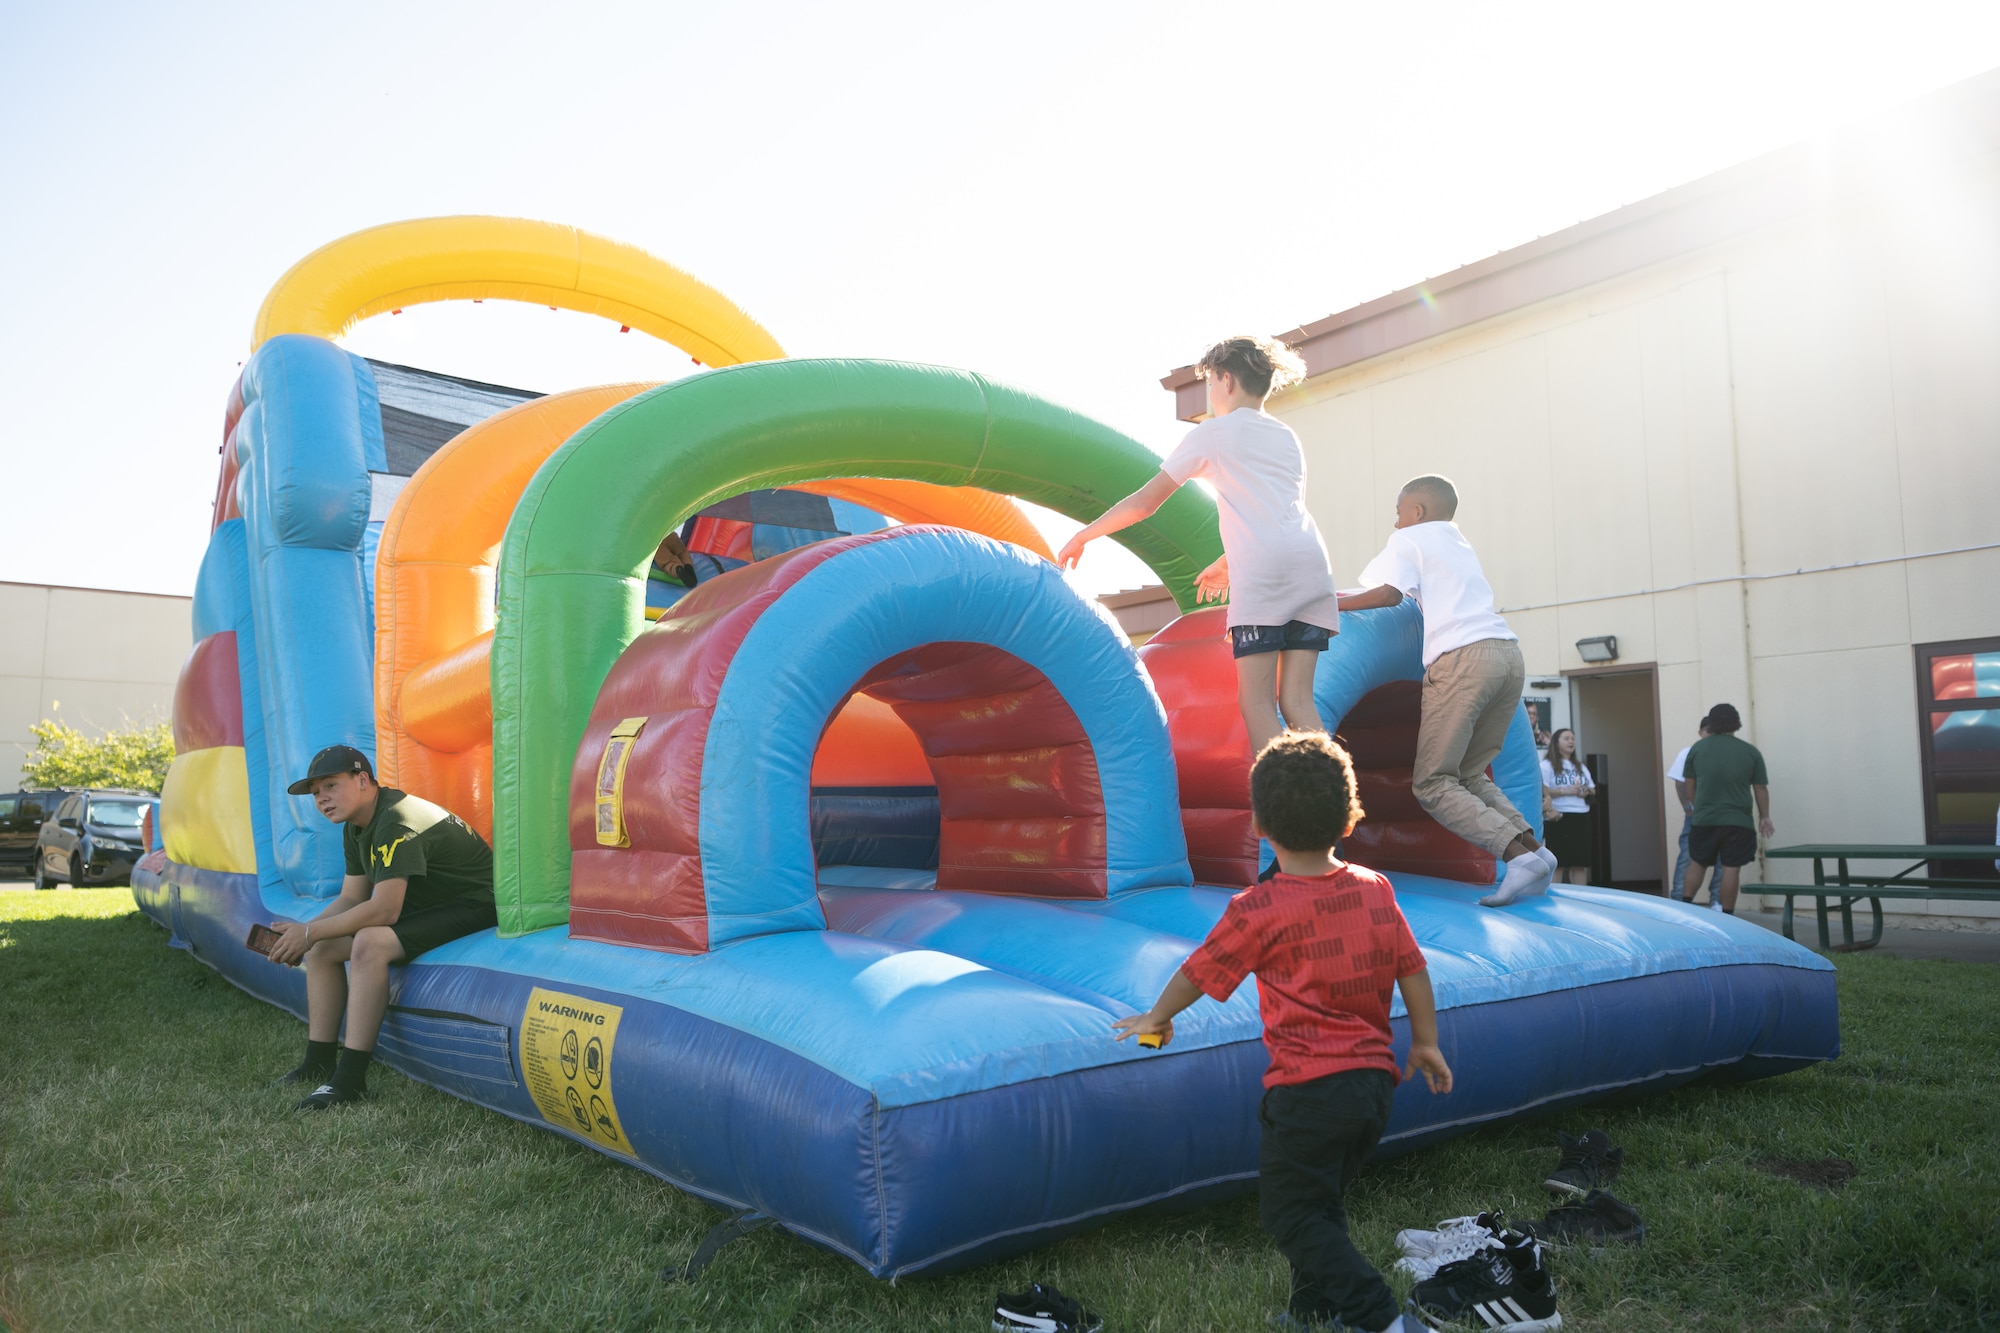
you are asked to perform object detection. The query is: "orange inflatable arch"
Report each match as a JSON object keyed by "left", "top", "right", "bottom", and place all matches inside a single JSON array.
[{"left": 375, "top": 385, "right": 1055, "bottom": 837}]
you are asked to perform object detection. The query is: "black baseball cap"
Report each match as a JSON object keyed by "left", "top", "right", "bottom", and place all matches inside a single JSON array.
[{"left": 287, "top": 744, "right": 375, "bottom": 795}]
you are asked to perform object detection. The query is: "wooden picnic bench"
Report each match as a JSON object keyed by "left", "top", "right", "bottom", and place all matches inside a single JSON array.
[{"left": 1762, "top": 844, "right": 2000, "bottom": 951}]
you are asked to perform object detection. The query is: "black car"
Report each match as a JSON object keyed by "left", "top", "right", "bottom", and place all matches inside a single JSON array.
[
  {"left": 33, "top": 789, "right": 155, "bottom": 889},
  {"left": 1, "top": 790, "right": 68, "bottom": 876}
]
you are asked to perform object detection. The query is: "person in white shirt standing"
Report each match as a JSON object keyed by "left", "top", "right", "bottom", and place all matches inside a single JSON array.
[
  {"left": 1666, "top": 717, "right": 1709, "bottom": 901},
  {"left": 1059, "top": 335, "right": 1339, "bottom": 765},
  {"left": 1541, "top": 728, "right": 1598, "bottom": 884},
  {"left": 1339, "top": 476, "right": 1555, "bottom": 907}
]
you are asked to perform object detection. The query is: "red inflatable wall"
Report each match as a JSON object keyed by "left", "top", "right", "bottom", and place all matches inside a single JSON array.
[
  {"left": 569, "top": 533, "right": 1111, "bottom": 953},
  {"left": 1336, "top": 680, "right": 1495, "bottom": 884},
  {"left": 1136, "top": 610, "right": 1256, "bottom": 885}
]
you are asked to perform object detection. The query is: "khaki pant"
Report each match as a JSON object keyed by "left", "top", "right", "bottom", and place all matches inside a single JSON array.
[{"left": 1412, "top": 638, "right": 1530, "bottom": 857}]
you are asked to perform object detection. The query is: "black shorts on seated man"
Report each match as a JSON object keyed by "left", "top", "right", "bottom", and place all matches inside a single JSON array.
[{"left": 264, "top": 745, "right": 496, "bottom": 1110}]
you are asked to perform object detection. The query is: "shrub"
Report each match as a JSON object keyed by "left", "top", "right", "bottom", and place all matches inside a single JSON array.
[{"left": 21, "top": 714, "right": 174, "bottom": 792}]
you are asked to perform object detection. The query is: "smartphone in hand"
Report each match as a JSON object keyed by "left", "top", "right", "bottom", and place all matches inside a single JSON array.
[{"left": 245, "top": 923, "right": 285, "bottom": 957}]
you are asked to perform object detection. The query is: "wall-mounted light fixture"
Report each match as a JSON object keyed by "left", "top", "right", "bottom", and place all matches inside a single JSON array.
[
  {"left": 1575, "top": 636, "right": 1619, "bottom": 665},
  {"left": 1529, "top": 679, "right": 1566, "bottom": 691}
]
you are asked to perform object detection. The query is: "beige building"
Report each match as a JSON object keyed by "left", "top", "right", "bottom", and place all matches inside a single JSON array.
[
  {"left": 0, "top": 582, "right": 192, "bottom": 791},
  {"left": 1163, "top": 70, "right": 2000, "bottom": 923}
]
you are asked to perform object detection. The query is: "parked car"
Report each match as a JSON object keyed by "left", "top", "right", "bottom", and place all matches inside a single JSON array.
[
  {"left": 34, "top": 789, "right": 156, "bottom": 889},
  {"left": 2, "top": 790, "right": 69, "bottom": 876}
]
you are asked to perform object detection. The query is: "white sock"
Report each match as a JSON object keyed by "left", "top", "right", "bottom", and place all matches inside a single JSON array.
[
  {"left": 1481, "top": 849, "right": 1552, "bottom": 907},
  {"left": 1536, "top": 846, "right": 1558, "bottom": 872}
]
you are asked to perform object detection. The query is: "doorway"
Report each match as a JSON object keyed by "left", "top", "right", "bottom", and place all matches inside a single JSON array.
[{"left": 1568, "top": 665, "right": 1666, "bottom": 894}]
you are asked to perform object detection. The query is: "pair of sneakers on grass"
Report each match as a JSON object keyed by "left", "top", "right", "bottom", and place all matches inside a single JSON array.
[{"left": 1390, "top": 1128, "right": 1640, "bottom": 1332}]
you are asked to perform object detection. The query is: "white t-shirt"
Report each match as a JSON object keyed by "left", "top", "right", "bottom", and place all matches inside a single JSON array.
[
  {"left": 1356, "top": 521, "right": 1515, "bottom": 667},
  {"left": 1542, "top": 757, "right": 1594, "bottom": 813},
  {"left": 1667, "top": 745, "right": 1692, "bottom": 783},
  {"left": 1159, "top": 408, "right": 1339, "bottom": 631}
]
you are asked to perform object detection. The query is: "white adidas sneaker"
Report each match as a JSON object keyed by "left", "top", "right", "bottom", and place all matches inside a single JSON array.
[
  {"left": 1394, "top": 1223, "right": 1512, "bottom": 1282},
  {"left": 1395, "top": 1211, "right": 1502, "bottom": 1259}
]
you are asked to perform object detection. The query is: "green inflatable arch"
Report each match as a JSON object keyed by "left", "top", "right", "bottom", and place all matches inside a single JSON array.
[{"left": 491, "top": 358, "right": 1222, "bottom": 934}]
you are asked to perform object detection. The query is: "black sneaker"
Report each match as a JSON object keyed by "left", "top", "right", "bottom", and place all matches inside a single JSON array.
[
  {"left": 1408, "top": 1238, "right": 1561, "bottom": 1331},
  {"left": 993, "top": 1282, "right": 1101, "bottom": 1333},
  {"left": 1522, "top": 1190, "right": 1645, "bottom": 1246},
  {"left": 294, "top": 1082, "right": 366, "bottom": 1112},
  {"left": 1542, "top": 1128, "right": 1623, "bottom": 1198}
]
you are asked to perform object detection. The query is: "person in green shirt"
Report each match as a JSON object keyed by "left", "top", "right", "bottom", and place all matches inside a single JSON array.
[
  {"left": 263, "top": 745, "right": 496, "bottom": 1109},
  {"left": 1680, "top": 704, "right": 1775, "bottom": 915}
]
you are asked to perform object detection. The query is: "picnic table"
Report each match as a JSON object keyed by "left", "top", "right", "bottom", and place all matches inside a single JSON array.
[{"left": 1762, "top": 844, "right": 2000, "bottom": 951}]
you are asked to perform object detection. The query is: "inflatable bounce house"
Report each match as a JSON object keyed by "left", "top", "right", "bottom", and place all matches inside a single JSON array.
[{"left": 136, "top": 217, "right": 1838, "bottom": 1278}]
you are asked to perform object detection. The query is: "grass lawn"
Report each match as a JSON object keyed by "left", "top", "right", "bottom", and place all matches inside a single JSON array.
[{"left": 2, "top": 890, "right": 1994, "bottom": 1331}]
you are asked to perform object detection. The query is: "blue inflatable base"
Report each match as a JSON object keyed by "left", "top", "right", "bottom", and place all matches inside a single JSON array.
[{"left": 133, "top": 859, "right": 1837, "bottom": 1277}]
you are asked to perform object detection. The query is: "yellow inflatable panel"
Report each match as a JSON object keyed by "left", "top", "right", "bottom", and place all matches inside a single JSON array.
[
  {"left": 161, "top": 746, "right": 257, "bottom": 874},
  {"left": 252, "top": 216, "right": 785, "bottom": 366}
]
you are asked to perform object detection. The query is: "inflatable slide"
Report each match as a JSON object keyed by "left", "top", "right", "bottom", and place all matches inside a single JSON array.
[{"left": 137, "top": 217, "right": 1838, "bottom": 1278}]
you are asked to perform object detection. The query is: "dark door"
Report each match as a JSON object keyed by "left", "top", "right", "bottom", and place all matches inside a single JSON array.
[
  {"left": 1916, "top": 639, "right": 2000, "bottom": 880},
  {"left": 1570, "top": 666, "right": 1666, "bottom": 893},
  {"left": 47, "top": 794, "right": 82, "bottom": 875},
  {"left": 0, "top": 795, "right": 23, "bottom": 865},
  {"left": 11, "top": 793, "right": 54, "bottom": 867}
]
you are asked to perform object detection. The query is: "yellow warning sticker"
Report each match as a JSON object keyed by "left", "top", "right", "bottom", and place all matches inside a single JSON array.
[{"left": 521, "top": 987, "right": 631, "bottom": 1154}]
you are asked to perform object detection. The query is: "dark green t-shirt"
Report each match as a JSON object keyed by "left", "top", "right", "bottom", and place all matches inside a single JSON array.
[
  {"left": 342, "top": 789, "right": 494, "bottom": 912},
  {"left": 1686, "top": 734, "right": 1769, "bottom": 829}
]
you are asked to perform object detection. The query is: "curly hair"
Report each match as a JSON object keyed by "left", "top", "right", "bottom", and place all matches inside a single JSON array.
[
  {"left": 1196, "top": 334, "right": 1306, "bottom": 399},
  {"left": 1250, "top": 730, "right": 1365, "bottom": 852}
]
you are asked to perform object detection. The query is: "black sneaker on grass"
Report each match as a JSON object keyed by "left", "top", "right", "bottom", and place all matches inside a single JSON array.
[
  {"left": 1522, "top": 1190, "right": 1645, "bottom": 1246},
  {"left": 1408, "top": 1238, "right": 1560, "bottom": 1331},
  {"left": 1542, "top": 1128, "right": 1623, "bottom": 1198},
  {"left": 294, "top": 1083, "right": 366, "bottom": 1112},
  {"left": 993, "top": 1282, "right": 1101, "bottom": 1333}
]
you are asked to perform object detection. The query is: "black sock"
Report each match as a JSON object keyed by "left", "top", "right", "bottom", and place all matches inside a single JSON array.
[
  {"left": 303, "top": 1039, "right": 338, "bottom": 1078},
  {"left": 330, "top": 1047, "right": 373, "bottom": 1096}
]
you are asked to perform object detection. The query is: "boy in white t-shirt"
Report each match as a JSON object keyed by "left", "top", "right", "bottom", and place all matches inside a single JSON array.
[
  {"left": 1667, "top": 718, "right": 1709, "bottom": 903},
  {"left": 1058, "top": 335, "right": 1340, "bottom": 761},
  {"left": 1340, "top": 476, "right": 1555, "bottom": 907}
]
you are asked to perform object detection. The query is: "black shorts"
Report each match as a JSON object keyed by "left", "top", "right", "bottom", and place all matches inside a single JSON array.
[
  {"left": 1689, "top": 824, "right": 1758, "bottom": 868},
  {"left": 1230, "top": 620, "right": 1333, "bottom": 659},
  {"left": 391, "top": 897, "right": 499, "bottom": 960},
  {"left": 1542, "top": 806, "right": 1595, "bottom": 867}
]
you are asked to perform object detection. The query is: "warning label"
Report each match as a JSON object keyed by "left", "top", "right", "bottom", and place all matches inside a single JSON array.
[{"left": 521, "top": 987, "right": 630, "bottom": 1153}]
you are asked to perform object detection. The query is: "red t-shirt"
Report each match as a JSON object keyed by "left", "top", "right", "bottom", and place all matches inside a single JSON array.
[{"left": 1181, "top": 864, "right": 1428, "bottom": 1088}]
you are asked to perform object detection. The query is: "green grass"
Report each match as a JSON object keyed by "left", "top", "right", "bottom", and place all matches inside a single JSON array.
[{"left": 2, "top": 891, "right": 1994, "bottom": 1331}]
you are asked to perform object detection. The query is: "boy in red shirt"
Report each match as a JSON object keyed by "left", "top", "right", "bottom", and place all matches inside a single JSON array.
[{"left": 1116, "top": 732, "right": 1451, "bottom": 1332}]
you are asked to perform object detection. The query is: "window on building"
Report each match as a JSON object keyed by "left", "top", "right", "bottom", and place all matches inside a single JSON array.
[{"left": 1916, "top": 638, "right": 2000, "bottom": 876}]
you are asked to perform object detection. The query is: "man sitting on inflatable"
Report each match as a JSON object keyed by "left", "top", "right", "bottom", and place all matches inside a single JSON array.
[{"left": 264, "top": 745, "right": 498, "bottom": 1110}]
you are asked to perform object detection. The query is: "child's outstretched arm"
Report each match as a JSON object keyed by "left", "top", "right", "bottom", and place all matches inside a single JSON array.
[
  {"left": 1057, "top": 471, "right": 1180, "bottom": 569},
  {"left": 1398, "top": 968, "right": 1454, "bottom": 1094},
  {"left": 1338, "top": 584, "right": 1403, "bottom": 612},
  {"left": 1112, "top": 967, "right": 1204, "bottom": 1049}
]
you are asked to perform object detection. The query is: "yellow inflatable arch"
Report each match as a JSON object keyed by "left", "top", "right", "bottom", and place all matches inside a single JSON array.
[{"left": 251, "top": 215, "right": 786, "bottom": 366}]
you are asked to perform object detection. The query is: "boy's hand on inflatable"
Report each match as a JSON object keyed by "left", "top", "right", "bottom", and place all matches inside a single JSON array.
[
  {"left": 1405, "top": 1043, "right": 1453, "bottom": 1095},
  {"left": 1194, "top": 555, "right": 1230, "bottom": 604},
  {"left": 1056, "top": 533, "right": 1089, "bottom": 571},
  {"left": 1112, "top": 1012, "right": 1174, "bottom": 1049}
]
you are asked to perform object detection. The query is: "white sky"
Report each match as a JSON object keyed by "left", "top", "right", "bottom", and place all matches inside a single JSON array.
[{"left": 4, "top": 2, "right": 1999, "bottom": 598}]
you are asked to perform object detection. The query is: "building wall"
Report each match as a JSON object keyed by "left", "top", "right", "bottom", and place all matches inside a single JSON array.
[
  {"left": 1274, "top": 152, "right": 2000, "bottom": 921},
  {"left": 0, "top": 583, "right": 192, "bottom": 791}
]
